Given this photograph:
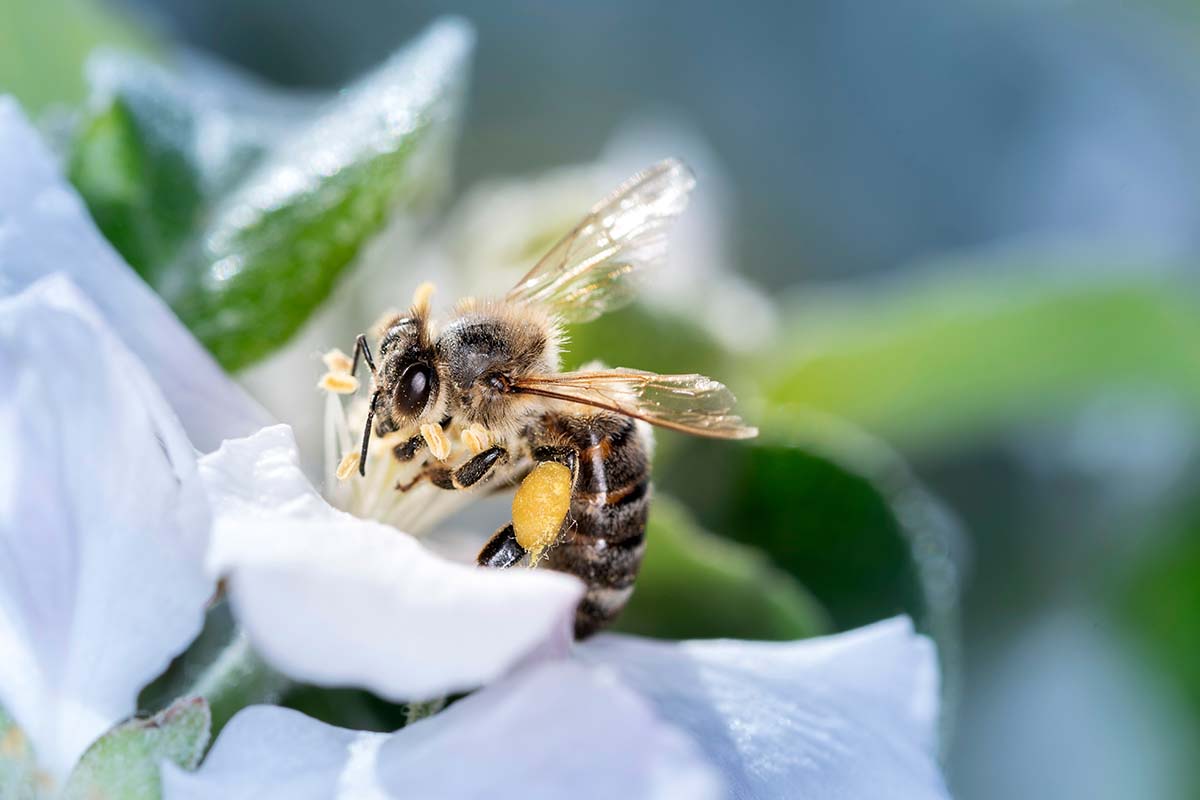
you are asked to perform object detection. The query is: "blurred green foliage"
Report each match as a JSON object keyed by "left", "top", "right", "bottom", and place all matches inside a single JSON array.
[
  {"left": 614, "top": 496, "right": 829, "bottom": 640},
  {"left": 1121, "top": 500, "right": 1200, "bottom": 717},
  {"left": 563, "top": 304, "right": 728, "bottom": 377},
  {"left": 765, "top": 266, "right": 1200, "bottom": 453},
  {"left": 0, "top": 0, "right": 154, "bottom": 114},
  {"left": 662, "top": 412, "right": 959, "bottom": 654}
]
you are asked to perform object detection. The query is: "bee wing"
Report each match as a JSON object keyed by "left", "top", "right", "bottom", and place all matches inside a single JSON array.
[
  {"left": 513, "top": 369, "right": 758, "bottom": 439},
  {"left": 505, "top": 159, "right": 695, "bottom": 323}
]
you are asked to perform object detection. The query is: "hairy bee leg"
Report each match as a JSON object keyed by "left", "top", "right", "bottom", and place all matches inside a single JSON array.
[
  {"left": 405, "top": 446, "right": 509, "bottom": 492},
  {"left": 391, "top": 433, "right": 424, "bottom": 462},
  {"left": 475, "top": 446, "right": 580, "bottom": 571},
  {"left": 477, "top": 524, "right": 526, "bottom": 568}
]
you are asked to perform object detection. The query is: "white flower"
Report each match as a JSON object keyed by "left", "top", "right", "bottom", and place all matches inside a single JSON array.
[
  {"left": 0, "top": 98, "right": 269, "bottom": 452},
  {"left": 201, "top": 424, "right": 581, "bottom": 698},
  {"left": 0, "top": 274, "right": 215, "bottom": 787},
  {"left": 0, "top": 96, "right": 951, "bottom": 798},
  {"left": 163, "top": 618, "right": 946, "bottom": 799},
  {"left": 0, "top": 99, "right": 578, "bottom": 780}
]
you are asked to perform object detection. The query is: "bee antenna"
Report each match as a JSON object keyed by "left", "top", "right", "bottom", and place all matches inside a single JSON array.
[
  {"left": 359, "top": 390, "right": 378, "bottom": 477},
  {"left": 352, "top": 334, "right": 377, "bottom": 378}
]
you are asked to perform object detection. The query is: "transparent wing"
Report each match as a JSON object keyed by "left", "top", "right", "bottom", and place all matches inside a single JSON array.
[
  {"left": 513, "top": 369, "right": 758, "bottom": 439},
  {"left": 505, "top": 159, "right": 695, "bottom": 323}
]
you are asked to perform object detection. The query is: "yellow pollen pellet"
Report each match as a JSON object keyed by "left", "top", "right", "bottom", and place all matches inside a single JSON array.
[
  {"left": 512, "top": 461, "right": 572, "bottom": 561},
  {"left": 319, "top": 372, "right": 359, "bottom": 394},
  {"left": 336, "top": 451, "right": 360, "bottom": 480},
  {"left": 322, "top": 348, "right": 354, "bottom": 374},
  {"left": 421, "top": 423, "right": 452, "bottom": 461}
]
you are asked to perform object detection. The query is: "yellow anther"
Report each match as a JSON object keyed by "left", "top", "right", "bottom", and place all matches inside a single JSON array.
[
  {"left": 322, "top": 348, "right": 353, "bottom": 374},
  {"left": 0, "top": 725, "right": 26, "bottom": 757},
  {"left": 412, "top": 281, "right": 436, "bottom": 315},
  {"left": 421, "top": 423, "right": 452, "bottom": 461},
  {"left": 461, "top": 423, "right": 490, "bottom": 455},
  {"left": 336, "top": 451, "right": 360, "bottom": 480},
  {"left": 319, "top": 372, "right": 360, "bottom": 394},
  {"left": 512, "top": 461, "right": 572, "bottom": 563}
]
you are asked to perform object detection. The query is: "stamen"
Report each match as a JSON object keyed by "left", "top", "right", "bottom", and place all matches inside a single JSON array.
[
  {"left": 324, "top": 376, "right": 475, "bottom": 538},
  {"left": 319, "top": 372, "right": 360, "bottom": 394},
  {"left": 336, "top": 451, "right": 361, "bottom": 480},
  {"left": 461, "top": 423, "right": 490, "bottom": 454},
  {"left": 421, "top": 422, "right": 452, "bottom": 461},
  {"left": 322, "top": 348, "right": 354, "bottom": 374},
  {"left": 0, "top": 725, "right": 25, "bottom": 757}
]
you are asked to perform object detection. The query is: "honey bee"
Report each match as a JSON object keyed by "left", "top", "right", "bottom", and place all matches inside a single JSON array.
[{"left": 346, "top": 159, "right": 757, "bottom": 638}]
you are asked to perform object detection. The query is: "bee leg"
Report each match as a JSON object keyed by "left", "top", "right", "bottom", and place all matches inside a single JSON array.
[
  {"left": 477, "top": 523, "right": 526, "bottom": 568},
  {"left": 531, "top": 446, "right": 578, "bottom": 481},
  {"left": 424, "top": 446, "right": 509, "bottom": 491},
  {"left": 391, "top": 433, "right": 424, "bottom": 462},
  {"left": 476, "top": 446, "right": 580, "bottom": 570}
]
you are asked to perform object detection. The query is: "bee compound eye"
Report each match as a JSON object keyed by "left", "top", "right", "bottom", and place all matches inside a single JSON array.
[{"left": 394, "top": 363, "right": 433, "bottom": 416}]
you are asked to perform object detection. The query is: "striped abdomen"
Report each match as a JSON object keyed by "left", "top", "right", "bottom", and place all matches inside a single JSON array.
[{"left": 538, "top": 411, "right": 650, "bottom": 638}]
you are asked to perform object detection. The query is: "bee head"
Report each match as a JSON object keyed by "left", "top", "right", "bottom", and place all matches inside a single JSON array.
[
  {"left": 435, "top": 302, "right": 560, "bottom": 429},
  {"left": 374, "top": 308, "right": 440, "bottom": 431}
]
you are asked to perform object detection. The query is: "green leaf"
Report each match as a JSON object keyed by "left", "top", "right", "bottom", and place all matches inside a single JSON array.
[
  {"left": 764, "top": 262, "right": 1200, "bottom": 453},
  {"left": 70, "top": 19, "right": 472, "bottom": 371},
  {"left": 1119, "top": 496, "right": 1200, "bottom": 715},
  {"left": 0, "top": 706, "right": 39, "bottom": 800},
  {"left": 614, "top": 495, "right": 830, "bottom": 640},
  {"left": 61, "top": 697, "right": 210, "bottom": 800},
  {"left": 661, "top": 411, "right": 961, "bottom": 696},
  {"left": 67, "top": 67, "right": 208, "bottom": 284},
  {"left": 0, "top": 0, "right": 156, "bottom": 113}
]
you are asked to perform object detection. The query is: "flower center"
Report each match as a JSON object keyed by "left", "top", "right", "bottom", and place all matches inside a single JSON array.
[{"left": 321, "top": 371, "right": 476, "bottom": 537}]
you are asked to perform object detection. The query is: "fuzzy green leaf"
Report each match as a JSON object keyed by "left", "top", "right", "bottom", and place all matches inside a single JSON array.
[
  {"left": 70, "top": 20, "right": 471, "bottom": 371},
  {"left": 60, "top": 697, "right": 210, "bottom": 800},
  {"left": 67, "top": 70, "right": 208, "bottom": 284}
]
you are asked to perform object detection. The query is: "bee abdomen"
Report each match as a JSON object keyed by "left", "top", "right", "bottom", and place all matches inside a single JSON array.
[{"left": 538, "top": 413, "right": 651, "bottom": 638}]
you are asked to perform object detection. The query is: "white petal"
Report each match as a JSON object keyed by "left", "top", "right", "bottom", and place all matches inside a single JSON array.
[
  {"left": 200, "top": 426, "right": 584, "bottom": 700},
  {"left": 0, "top": 276, "right": 214, "bottom": 780},
  {"left": 374, "top": 660, "right": 722, "bottom": 799},
  {"left": 164, "top": 661, "right": 722, "bottom": 800},
  {"left": 577, "top": 617, "right": 949, "bottom": 799},
  {"left": 161, "top": 706, "right": 390, "bottom": 800},
  {"left": 0, "top": 98, "right": 269, "bottom": 451}
]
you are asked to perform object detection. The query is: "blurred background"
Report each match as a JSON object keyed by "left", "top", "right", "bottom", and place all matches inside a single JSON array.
[{"left": 6, "top": 1, "right": 1200, "bottom": 797}]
